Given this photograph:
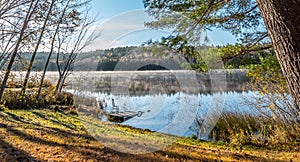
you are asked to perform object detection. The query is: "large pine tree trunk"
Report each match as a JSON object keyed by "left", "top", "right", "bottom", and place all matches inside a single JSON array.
[{"left": 257, "top": 0, "right": 300, "bottom": 113}]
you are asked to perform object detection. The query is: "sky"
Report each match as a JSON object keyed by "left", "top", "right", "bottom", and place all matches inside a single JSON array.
[
  {"left": 90, "top": 0, "right": 144, "bottom": 18},
  {"left": 86, "top": 0, "right": 236, "bottom": 51}
]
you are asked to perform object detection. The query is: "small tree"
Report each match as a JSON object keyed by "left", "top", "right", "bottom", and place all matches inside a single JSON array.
[
  {"left": 19, "top": 0, "right": 56, "bottom": 102},
  {"left": 0, "top": 0, "right": 39, "bottom": 101},
  {"left": 36, "top": 0, "right": 73, "bottom": 98},
  {"left": 55, "top": 8, "right": 97, "bottom": 92}
]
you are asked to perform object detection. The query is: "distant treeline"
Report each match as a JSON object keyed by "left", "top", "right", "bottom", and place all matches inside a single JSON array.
[
  {"left": 10, "top": 46, "right": 266, "bottom": 71},
  {"left": 97, "top": 61, "right": 182, "bottom": 71}
]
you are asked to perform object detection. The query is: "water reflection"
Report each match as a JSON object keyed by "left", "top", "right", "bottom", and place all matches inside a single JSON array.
[
  {"left": 69, "top": 70, "right": 253, "bottom": 138},
  {"left": 67, "top": 70, "right": 249, "bottom": 95},
  {"left": 74, "top": 90, "right": 258, "bottom": 138}
]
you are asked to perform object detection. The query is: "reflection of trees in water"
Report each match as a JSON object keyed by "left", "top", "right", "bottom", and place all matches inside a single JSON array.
[
  {"left": 129, "top": 73, "right": 180, "bottom": 96},
  {"left": 67, "top": 70, "right": 250, "bottom": 96}
]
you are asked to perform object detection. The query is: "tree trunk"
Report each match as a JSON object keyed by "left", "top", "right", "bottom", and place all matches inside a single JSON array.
[
  {"left": 20, "top": 0, "right": 55, "bottom": 101},
  {"left": 37, "top": 0, "right": 71, "bottom": 98},
  {"left": 256, "top": 0, "right": 300, "bottom": 113}
]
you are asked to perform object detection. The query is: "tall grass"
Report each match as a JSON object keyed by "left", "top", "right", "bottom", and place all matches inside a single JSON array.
[{"left": 205, "top": 110, "right": 300, "bottom": 146}]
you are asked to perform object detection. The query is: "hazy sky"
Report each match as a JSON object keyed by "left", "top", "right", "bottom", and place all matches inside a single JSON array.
[{"left": 86, "top": 0, "right": 236, "bottom": 51}]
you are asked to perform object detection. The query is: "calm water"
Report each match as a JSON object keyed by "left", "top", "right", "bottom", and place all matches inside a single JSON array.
[
  {"left": 9, "top": 70, "right": 260, "bottom": 138},
  {"left": 73, "top": 90, "right": 260, "bottom": 138}
]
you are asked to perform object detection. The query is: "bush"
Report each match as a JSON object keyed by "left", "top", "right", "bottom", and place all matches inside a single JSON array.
[
  {"left": 230, "top": 129, "right": 250, "bottom": 145},
  {"left": 1, "top": 90, "right": 44, "bottom": 109},
  {"left": 50, "top": 91, "right": 74, "bottom": 106},
  {"left": 1, "top": 89, "right": 74, "bottom": 110},
  {"left": 245, "top": 54, "right": 300, "bottom": 146},
  {"left": 42, "top": 79, "right": 53, "bottom": 88}
]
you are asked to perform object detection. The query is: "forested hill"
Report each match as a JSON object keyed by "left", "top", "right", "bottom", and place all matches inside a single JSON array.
[
  {"left": 14, "top": 46, "right": 182, "bottom": 71},
  {"left": 14, "top": 45, "right": 264, "bottom": 71},
  {"left": 13, "top": 50, "right": 103, "bottom": 71}
]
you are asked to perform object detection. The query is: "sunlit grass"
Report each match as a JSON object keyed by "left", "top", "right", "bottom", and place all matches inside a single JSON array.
[{"left": 0, "top": 108, "right": 299, "bottom": 161}]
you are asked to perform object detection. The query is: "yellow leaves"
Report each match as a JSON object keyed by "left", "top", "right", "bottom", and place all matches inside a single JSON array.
[{"left": 246, "top": 54, "right": 287, "bottom": 93}]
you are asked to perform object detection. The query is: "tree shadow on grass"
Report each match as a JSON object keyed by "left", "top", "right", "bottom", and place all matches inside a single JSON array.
[
  {"left": 0, "top": 138, "right": 39, "bottom": 162},
  {"left": 1, "top": 121, "right": 162, "bottom": 161},
  {"left": 0, "top": 111, "right": 285, "bottom": 161},
  {"left": 4, "top": 112, "right": 33, "bottom": 125},
  {"left": 31, "top": 111, "right": 77, "bottom": 130},
  {"left": 0, "top": 122, "right": 135, "bottom": 161}
]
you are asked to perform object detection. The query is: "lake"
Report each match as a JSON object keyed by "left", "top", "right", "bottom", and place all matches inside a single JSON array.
[{"left": 60, "top": 70, "right": 261, "bottom": 139}]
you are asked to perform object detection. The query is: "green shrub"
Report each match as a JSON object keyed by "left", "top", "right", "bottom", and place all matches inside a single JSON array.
[
  {"left": 1, "top": 89, "right": 74, "bottom": 110},
  {"left": 1, "top": 90, "right": 44, "bottom": 109}
]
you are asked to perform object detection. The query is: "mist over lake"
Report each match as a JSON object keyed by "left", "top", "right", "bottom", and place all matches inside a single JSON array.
[{"left": 44, "top": 70, "right": 260, "bottom": 139}]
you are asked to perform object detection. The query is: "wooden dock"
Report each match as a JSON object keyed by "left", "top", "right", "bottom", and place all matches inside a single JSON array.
[{"left": 107, "top": 111, "right": 142, "bottom": 123}]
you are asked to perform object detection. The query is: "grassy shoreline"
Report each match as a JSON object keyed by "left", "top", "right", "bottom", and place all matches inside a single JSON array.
[{"left": 0, "top": 108, "right": 299, "bottom": 161}]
